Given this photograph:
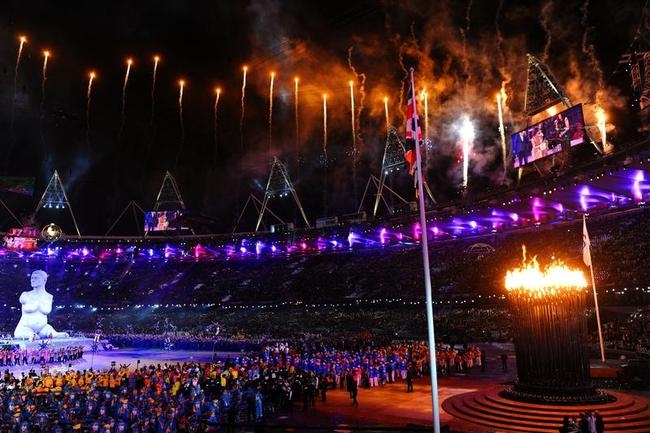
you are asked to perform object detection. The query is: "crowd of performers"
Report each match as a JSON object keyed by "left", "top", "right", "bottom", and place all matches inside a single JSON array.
[
  {"left": 0, "top": 339, "right": 487, "bottom": 432},
  {"left": 0, "top": 345, "right": 84, "bottom": 368}
]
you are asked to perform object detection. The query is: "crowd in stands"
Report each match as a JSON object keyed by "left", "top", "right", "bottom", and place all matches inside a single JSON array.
[
  {"left": 592, "top": 307, "right": 650, "bottom": 355},
  {"left": 1, "top": 208, "right": 649, "bottom": 316}
]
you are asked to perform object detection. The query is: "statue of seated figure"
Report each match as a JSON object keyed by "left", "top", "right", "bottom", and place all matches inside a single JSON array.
[{"left": 14, "top": 270, "right": 68, "bottom": 339}]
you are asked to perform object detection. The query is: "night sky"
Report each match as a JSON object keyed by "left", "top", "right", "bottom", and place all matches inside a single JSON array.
[{"left": 0, "top": 0, "right": 646, "bottom": 235}]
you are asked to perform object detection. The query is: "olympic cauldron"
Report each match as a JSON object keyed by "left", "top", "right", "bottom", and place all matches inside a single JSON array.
[{"left": 501, "top": 254, "right": 612, "bottom": 404}]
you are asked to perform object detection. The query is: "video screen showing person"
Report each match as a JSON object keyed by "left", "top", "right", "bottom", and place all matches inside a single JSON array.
[
  {"left": 144, "top": 210, "right": 188, "bottom": 232},
  {"left": 3, "top": 227, "right": 39, "bottom": 251},
  {"left": 511, "top": 104, "right": 585, "bottom": 169}
]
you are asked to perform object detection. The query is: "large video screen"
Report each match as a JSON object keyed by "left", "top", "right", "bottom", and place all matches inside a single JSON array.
[
  {"left": 144, "top": 210, "right": 189, "bottom": 232},
  {"left": 3, "top": 227, "right": 39, "bottom": 251},
  {"left": 511, "top": 104, "right": 585, "bottom": 169}
]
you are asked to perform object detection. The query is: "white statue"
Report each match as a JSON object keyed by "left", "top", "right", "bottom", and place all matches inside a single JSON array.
[{"left": 14, "top": 270, "right": 68, "bottom": 339}]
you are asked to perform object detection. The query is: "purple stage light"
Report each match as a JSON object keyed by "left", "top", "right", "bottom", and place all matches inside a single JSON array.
[
  {"left": 347, "top": 232, "right": 355, "bottom": 248},
  {"left": 413, "top": 223, "right": 421, "bottom": 240},
  {"left": 633, "top": 170, "right": 644, "bottom": 201},
  {"left": 580, "top": 186, "right": 590, "bottom": 211}
]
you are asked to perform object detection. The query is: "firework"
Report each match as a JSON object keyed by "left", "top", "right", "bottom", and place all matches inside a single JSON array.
[
  {"left": 15, "top": 36, "right": 27, "bottom": 78},
  {"left": 349, "top": 81, "right": 356, "bottom": 150},
  {"left": 178, "top": 79, "right": 185, "bottom": 148},
  {"left": 86, "top": 71, "right": 96, "bottom": 146},
  {"left": 323, "top": 94, "right": 328, "bottom": 152},
  {"left": 383, "top": 96, "right": 389, "bottom": 130},
  {"left": 119, "top": 58, "right": 133, "bottom": 144},
  {"left": 420, "top": 89, "right": 429, "bottom": 158},
  {"left": 213, "top": 87, "right": 221, "bottom": 154},
  {"left": 269, "top": 72, "right": 275, "bottom": 156},
  {"left": 294, "top": 77, "right": 299, "bottom": 152},
  {"left": 459, "top": 117, "right": 475, "bottom": 189},
  {"left": 240, "top": 65, "right": 248, "bottom": 149},
  {"left": 40, "top": 50, "right": 51, "bottom": 119},
  {"left": 151, "top": 55, "right": 160, "bottom": 127},
  {"left": 11, "top": 35, "right": 27, "bottom": 132},
  {"left": 496, "top": 87, "right": 507, "bottom": 172}
]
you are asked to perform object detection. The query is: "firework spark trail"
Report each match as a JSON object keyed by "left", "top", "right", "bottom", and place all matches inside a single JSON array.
[
  {"left": 240, "top": 66, "right": 248, "bottom": 149},
  {"left": 497, "top": 90, "right": 507, "bottom": 173},
  {"left": 494, "top": 0, "right": 506, "bottom": 73},
  {"left": 86, "top": 71, "right": 96, "bottom": 146},
  {"left": 213, "top": 87, "right": 221, "bottom": 156},
  {"left": 540, "top": 1, "right": 554, "bottom": 63},
  {"left": 494, "top": 0, "right": 512, "bottom": 93},
  {"left": 323, "top": 93, "right": 328, "bottom": 215},
  {"left": 40, "top": 50, "right": 50, "bottom": 124},
  {"left": 460, "top": 117, "right": 475, "bottom": 189},
  {"left": 178, "top": 80, "right": 185, "bottom": 150},
  {"left": 150, "top": 55, "right": 160, "bottom": 128},
  {"left": 39, "top": 50, "right": 51, "bottom": 151},
  {"left": 347, "top": 47, "right": 366, "bottom": 152},
  {"left": 459, "top": 0, "right": 474, "bottom": 100},
  {"left": 11, "top": 35, "right": 27, "bottom": 133},
  {"left": 421, "top": 90, "right": 429, "bottom": 163},
  {"left": 580, "top": 0, "right": 604, "bottom": 101},
  {"left": 349, "top": 81, "right": 356, "bottom": 150},
  {"left": 268, "top": 72, "right": 275, "bottom": 158},
  {"left": 323, "top": 94, "right": 328, "bottom": 153},
  {"left": 119, "top": 58, "right": 133, "bottom": 144},
  {"left": 397, "top": 42, "right": 409, "bottom": 120},
  {"left": 383, "top": 97, "right": 389, "bottom": 130},
  {"left": 294, "top": 77, "right": 299, "bottom": 153}
]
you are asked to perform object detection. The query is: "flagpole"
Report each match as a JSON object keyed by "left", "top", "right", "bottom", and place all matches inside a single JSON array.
[
  {"left": 584, "top": 215, "right": 605, "bottom": 363},
  {"left": 410, "top": 67, "right": 441, "bottom": 433}
]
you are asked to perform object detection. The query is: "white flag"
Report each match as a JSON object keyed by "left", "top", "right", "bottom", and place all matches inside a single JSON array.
[{"left": 582, "top": 216, "right": 592, "bottom": 267}]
